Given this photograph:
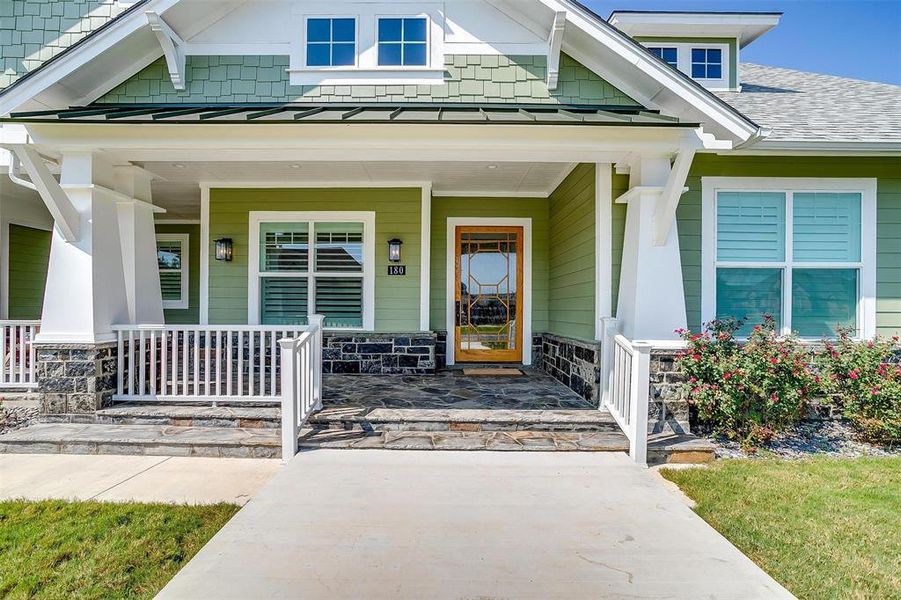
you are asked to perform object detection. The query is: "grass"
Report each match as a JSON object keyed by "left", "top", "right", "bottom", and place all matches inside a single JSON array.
[
  {"left": 0, "top": 500, "right": 238, "bottom": 599},
  {"left": 661, "top": 457, "right": 901, "bottom": 600}
]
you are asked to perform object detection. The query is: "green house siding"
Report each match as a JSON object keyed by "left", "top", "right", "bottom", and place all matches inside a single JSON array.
[
  {"left": 6, "top": 224, "right": 50, "bottom": 320},
  {"left": 634, "top": 36, "right": 738, "bottom": 89},
  {"left": 678, "top": 155, "right": 901, "bottom": 336},
  {"left": 209, "top": 188, "right": 422, "bottom": 332},
  {"left": 155, "top": 223, "right": 200, "bottom": 325},
  {"left": 611, "top": 172, "right": 630, "bottom": 317},
  {"left": 547, "top": 165, "right": 596, "bottom": 340},
  {"left": 96, "top": 54, "right": 637, "bottom": 106},
  {"left": 429, "top": 197, "right": 550, "bottom": 334}
]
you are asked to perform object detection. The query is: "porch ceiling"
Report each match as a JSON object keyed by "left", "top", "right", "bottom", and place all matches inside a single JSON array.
[{"left": 147, "top": 160, "right": 575, "bottom": 220}]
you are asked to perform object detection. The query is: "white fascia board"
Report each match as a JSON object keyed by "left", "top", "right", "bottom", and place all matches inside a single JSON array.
[
  {"left": 534, "top": 0, "right": 759, "bottom": 144},
  {"left": 724, "top": 140, "right": 901, "bottom": 156},
  {"left": 0, "top": 0, "right": 182, "bottom": 116}
]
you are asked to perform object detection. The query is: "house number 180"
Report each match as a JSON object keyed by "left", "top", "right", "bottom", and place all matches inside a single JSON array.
[{"left": 387, "top": 265, "right": 407, "bottom": 276}]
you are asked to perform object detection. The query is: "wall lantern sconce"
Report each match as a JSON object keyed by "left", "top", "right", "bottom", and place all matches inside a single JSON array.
[
  {"left": 387, "top": 238, "right": 403, "bottom": 263},
  {"left": 214, "top": 238, "right": 233, "bottom": 262}
]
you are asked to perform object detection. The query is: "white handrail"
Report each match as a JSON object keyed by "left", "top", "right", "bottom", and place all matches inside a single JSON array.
[
  {"left": 113, "top": 323, "right": 312, "bottom": 402},
  {"left": 600, "top": 317, "right": 650, "bottom": 466},
  {"left": 279, "top": 314, "right": 324, "bottom": 460},
  {"left": 0, "top": 320, "right": 40, "bottom": 389}
]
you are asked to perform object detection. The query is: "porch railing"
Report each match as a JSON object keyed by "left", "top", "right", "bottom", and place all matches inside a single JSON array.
[
  {"left": 279, "top": 315, "right": 324, "bottom": 459},
  {"left": 0, "top": 320, "right": 40, "bottom": 389},
  {"left": 112, "top": 323, "right": 314, "bottom": 402},
  {"left": 600, "top": 318, "right": 650, "bottom": 466}
]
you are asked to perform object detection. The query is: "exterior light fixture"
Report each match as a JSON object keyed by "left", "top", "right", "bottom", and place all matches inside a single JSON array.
[
  {"left": 214, "top": 238, "right": 233, "bottom": 262},
  {"left": 387, "top": 238, "right": 403, "bottom": 263}
]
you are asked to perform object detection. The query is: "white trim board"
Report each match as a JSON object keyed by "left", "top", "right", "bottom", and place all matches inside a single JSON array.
[
  {"left": 445, "top": 217, "right": 533, "bottom": 366},
  {"left": 701, "top": 176, "right": 878, "bottom": 339},
  {"left": 247, "top": 210, "right": 376, "bottom": 331}
]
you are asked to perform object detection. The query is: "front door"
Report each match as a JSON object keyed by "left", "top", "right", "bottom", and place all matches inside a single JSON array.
[{"left": 455, "top": 226, "right": 523, "bottom": 362}]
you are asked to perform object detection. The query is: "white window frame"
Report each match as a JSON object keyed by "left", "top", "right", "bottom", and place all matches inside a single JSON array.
[
  {"left": 302, "top": 16, "right": 359, "bottom": 70},
  {"left": 248, "top": 211, "right": 376, "bottom": 331},
  {"left": 639, "top": 41, "right": 732, "bottom": 90},
  {"left": 156, "top": 233, "right": 189, "bottom": 310},
  {"left": 701, "top": 177, "right": 877, "bottom": 339},
  {"left": 375, "top": 15, "right": 431, "bottom": 68}
]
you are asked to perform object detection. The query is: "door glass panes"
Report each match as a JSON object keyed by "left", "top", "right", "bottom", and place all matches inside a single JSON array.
[
  {"left": 792, "top": 269, "right": 857, "bottom": 337},
  {"left": 716, "top": 192, "right": 785, "bottom": 262},
  {"left": 457, "top": 231, "right": 519, "bottom": 353},
  {"left": 378, "top": 17, "right": 428, "bottom": 66},
  {"left": 716, "top": 268, "right": 782, "bottom": 336},
  {"left": 306, "top": 18, "right": 355, "bottom": 67},
  {"left": 793, "top": 193, "right": 861, "bottom": 262},
  {"left": 314, "top": 223, "right": 364, "bottom": 272}
]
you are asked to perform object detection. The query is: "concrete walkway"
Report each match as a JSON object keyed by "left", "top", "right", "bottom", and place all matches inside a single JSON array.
[
  {"left": 158, "top": 451, "right": 794, "bottom": 599},
  {"left": 0, "top": 454, "right": 281, "bottom": 505}
]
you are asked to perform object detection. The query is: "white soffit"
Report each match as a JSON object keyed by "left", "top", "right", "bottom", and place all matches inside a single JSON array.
[{"left": 607, "top": 11, "right": 782, "bottom": 49}]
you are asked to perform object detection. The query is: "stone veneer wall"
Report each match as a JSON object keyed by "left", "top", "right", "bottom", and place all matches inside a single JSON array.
[
  {"left": 648, "top": 349, "right": 691, "bottom": 434},
  {"left": 35, "top": 343, "right": 118, "bottom": 414},
  {"left": 539, "top": 333, "right": 601, "bottom": 403},
  {"left": 322, "top": 333, "right": 436, "bottom": 375}
]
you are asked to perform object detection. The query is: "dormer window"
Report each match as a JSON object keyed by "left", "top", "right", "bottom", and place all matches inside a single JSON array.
[
  {"left": 306, "top": 18, "right": 356, "bottom": 67},
  {"left": 648, "top": 47, "right": 677, "bottom": 69},
  {"left": 691, "top": 48, "right": 722, "bottom": 80},
  {"left": 378, "top": 18, "right": 428, "bottom": 66}
]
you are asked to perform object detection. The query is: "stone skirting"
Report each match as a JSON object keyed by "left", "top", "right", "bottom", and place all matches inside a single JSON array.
[
  {"left": 35, "top": 343, "right": 118, "bottom": 415},
  {"left": 539, "top": 333, "right": 601, "bottom": 403},
  {"left": 647, "top": 349, "right": 692, "bottom": 434},
  {"left": 322, "top": 333, "right": 436, "bottom": 374}
]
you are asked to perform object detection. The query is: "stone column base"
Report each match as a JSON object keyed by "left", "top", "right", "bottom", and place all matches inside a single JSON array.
[{"left": 35, "top": 342, "right": 118, "bottom": 414}]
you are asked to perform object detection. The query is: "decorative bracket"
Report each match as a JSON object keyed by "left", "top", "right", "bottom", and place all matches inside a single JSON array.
[
  {"left": 8, "top": 145, "right": 81, "bottom": 242},
  {"left": 146, "top": 11, "right": 185, "bottom": 90},
  {"left": 653, "top": 147, "right": 696, "bottom": 246},
  {"left": 546, "top": 11, "right": 566, "bottom": 90}
]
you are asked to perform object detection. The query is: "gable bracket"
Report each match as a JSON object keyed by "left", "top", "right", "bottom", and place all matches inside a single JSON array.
[
  {"left": 7, "top": 145, "right": 81, "bottom": 242},
  {"left": 146, "top": 11, "right": 185, "bottom": 90},
  {"left": 546, "top": 11, "right": 566, "bottom": 90}
]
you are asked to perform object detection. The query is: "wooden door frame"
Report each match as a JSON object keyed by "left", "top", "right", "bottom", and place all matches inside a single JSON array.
[{"left": 445, "top": 217, "right": 532, "bottom": 366}]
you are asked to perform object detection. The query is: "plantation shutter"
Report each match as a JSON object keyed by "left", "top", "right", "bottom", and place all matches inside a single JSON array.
[
  {"left": 716, "top": 192, "right": 786, "bottom": 262},
  {"left": 157, "top": 240, "right": 183, "bottom": 302},
  {"left": 792, "top": 193, "right": 861, "bottom": 262},
  {"left": 261, "top": 278, "right": 309, "bottom": 325},
  {"left": 315, "top": 277, "right": 363, "bottom": 328}
]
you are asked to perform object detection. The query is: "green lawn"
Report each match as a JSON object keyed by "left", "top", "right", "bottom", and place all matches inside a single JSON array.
[
  {"left": 0, "top": 500, "right": 238, "bottom": 599},
  {"left": 661, "top": 458, "right": 901, "bottom": 600}
]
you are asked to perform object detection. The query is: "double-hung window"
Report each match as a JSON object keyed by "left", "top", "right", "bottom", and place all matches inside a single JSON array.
[
  {"left": 157, "top": 234, "right": 189, "bottom": 310},
  {"left": 378, "top": 17, "right": 428, "bottom": 66},
  {"left": 252, "top": 213, "right": 374, "bottom": 329},
  {"left": 703, "top": 179, "right": 876, "bottom": 338},
  {"left": 691, "top": 48, "right": 722, "bottom": 79},
  {"left": 306, "top": 18, "right": 356, "bottom": 67},
  {"left": 648, "top": 47, "right": 678, "bottom": 69}
]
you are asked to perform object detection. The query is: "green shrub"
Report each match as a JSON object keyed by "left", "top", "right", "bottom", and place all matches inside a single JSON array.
[
  {"left": 816, "top": 330, "right": 901, "bottom": 445},
  {"left": 677, "top": 316, "right": 816, "bottom": 448}
]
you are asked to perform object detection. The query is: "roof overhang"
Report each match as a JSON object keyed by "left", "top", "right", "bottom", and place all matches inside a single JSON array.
[{"left": 607, "top": 11, "right": 782, "bottom": 48}]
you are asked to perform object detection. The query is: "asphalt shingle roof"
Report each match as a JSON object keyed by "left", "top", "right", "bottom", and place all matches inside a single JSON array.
[{"left": 716, "top": 63, "right": 901, "bottom": 143}]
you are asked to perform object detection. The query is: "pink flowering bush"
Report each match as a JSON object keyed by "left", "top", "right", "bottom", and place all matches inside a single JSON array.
[
  {"left": 676, "top": 316, "right": 816, "bottom": 448},
  {"left": 816, "top": 330, "right": 901, "bottom": 445}
]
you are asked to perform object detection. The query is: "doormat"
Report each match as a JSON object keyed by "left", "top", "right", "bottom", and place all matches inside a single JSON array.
[{"left": 463, "top": 368, "right": 524, "bottom": 376}]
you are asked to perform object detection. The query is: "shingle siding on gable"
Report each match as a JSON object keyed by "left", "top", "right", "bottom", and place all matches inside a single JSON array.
[
  {"left": 95, "top": 54, "right": 639, "bottom": 105},
  {"left": 0, "top": 0, "right": 130, "bottom": 90}
]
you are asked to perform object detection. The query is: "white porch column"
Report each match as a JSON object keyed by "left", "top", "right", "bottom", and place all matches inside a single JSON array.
[
  {"left": 37, "top": 151, "right": 130, "bottom": 343},
  {"left": 115, "top": 166, "right": 164, "bottom": 324},
  {"left": 615, "top": 156, "right": 688, "bottom": 341}
]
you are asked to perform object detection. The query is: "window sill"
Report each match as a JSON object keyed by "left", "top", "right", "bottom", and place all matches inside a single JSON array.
[{"left": 288, "top": 68, "right": 446, "bottom": 87}]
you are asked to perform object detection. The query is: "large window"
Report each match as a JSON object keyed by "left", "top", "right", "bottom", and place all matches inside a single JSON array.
[
  {"left": 306, "top": 18, "right": 356, "bottom": 67},
  {"left": 250, "top": 213, "right": 374, "bottom": 329},
  {"left": 702, "top": 179, "right": 877, "bottom": 339},
  {"left": 378, "top": 17, "right": 428, "bottom": 66},
  {"left": 157, "top": 234, "right": 189, "bottom": 310}
]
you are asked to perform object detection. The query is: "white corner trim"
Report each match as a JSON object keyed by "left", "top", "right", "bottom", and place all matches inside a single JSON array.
[
  {"left": 445, "top": 217, "right": 533, "bottom": 366},
  {"left": 156, "top": 232, "right": 189, "bottom": 310},
  {"left": 701, "top": 176, "right": 878, "bottom": 339},
  {"left": 595, "top": 163, "right": 613, "bottom": 339},
  {"left": 419, "top": 184, "right": 432, "bottom": 332},
  {"left": 546, "top": 11, "right": 566, "bottom": 90},
  {"left": 247, "top": 210, "right": 376, "bottom": 331},
  {"left": 199, "top": 185, "right": 210, "bottom": 324}
]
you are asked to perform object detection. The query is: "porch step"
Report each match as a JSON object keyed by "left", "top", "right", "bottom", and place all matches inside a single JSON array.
[
  {"left": 308, "top": 407, "right": 620, "bottom": 433},
  {"left": 59, "top": 403, "right": 282, "bottom": 429},
  {"left": 0, "top": 423, "right": 282, "bottom": 458}
]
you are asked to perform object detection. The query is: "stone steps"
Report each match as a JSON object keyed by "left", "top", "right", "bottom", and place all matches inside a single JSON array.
[{"left": 59, "top": 403, "right": 281, "bottom": 429}]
